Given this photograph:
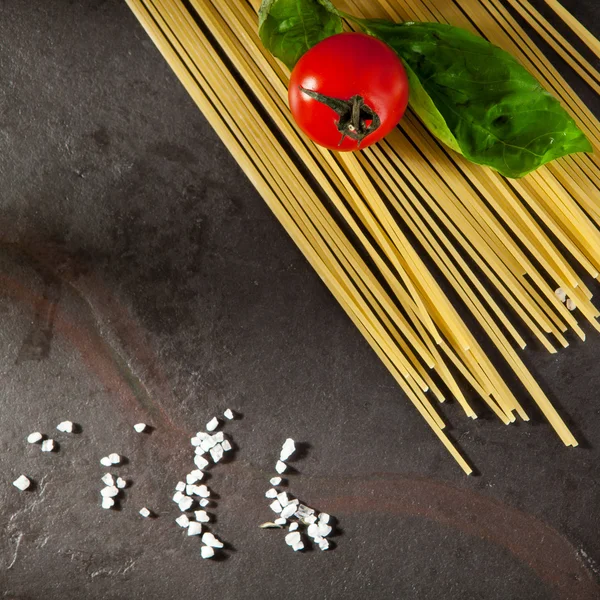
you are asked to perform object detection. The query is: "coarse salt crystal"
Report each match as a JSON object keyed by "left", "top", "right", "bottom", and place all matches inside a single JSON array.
[
  {"left": 101, "top": 473, "right": 114, "bottom": 486},
  {"left": 277, "top": 492, "right": 290, "bottom": 507},
  {"left": 280, "top": 504, "right": 297, "bottom": 519},
  {"left": 191, "top": 436, "right": 202, "bottom": 446},
  {"left": 206, "top": 417, "right": 219, "bottom": 432},
  {"left": 304, "top": 515, "right": 317, "bottom": 525},
  {"left": 56, "top": 421, "right": 74, "bottom": 433},
  {"left": 102, "top": 497, "right": 115, "bottom": 509},
  {"left": 194, "top": 455, "right": 209, "bottom": 470},
  {"left": 221, "top": 440, "right": 232, "bottom": 452},
  {"left": 319, "top": 538, "right": 330, "bottom": 551},
  {"left": 195, "top": 447, "right": 206, "bottom": 456},
  {"left": 275, "top": 460, "right": 287, "bottom": 474},
  {"left": 200, "top": 437, "right": 217, "bottom": 452},
  {"left": 318, "top": 522, "right": 333, "bottom": 537},
  {"left": 187, "top": 521, "right": 203, "bottom": 536},
  {"left": 289, "top": 522, "right": 298, "bottom": 532},
  {"left": 13, "top": 475, "right": 30, "bottom": 491},
  {"left": 196, "top": 432, "right": 210, "bottom": 441},
  {"left": 223, "top": 408, "right": 234, "bottom": 420},
  {"left": 265, "top": 488, "right": 278, "bottom": 499},
  {"left": 108, "top": 453, "right": 121, "bottom": 465},
  {"left": 100, "top": 457, "right": 112, "bottom": 467},
  {"left": 27, "top": 432, "right": 43, "bottom": 444},
  {"left": 133, "top": 423, "right": 147, "bottom": 433},
  {"left": 101, "top": 486, "right": 119, "bottom": 498},
  {"left": 176, "top": 515, "right": 190, "bottom": 528},
  {"left": 213, "top": 432, "right": 224, "bottom": 443},
  {"left": 280, "top": 438, "right": 296, "bottom": 461},
  {"left": 269, "top": 477, "right": 282, "bottom": 486},
  {"left": 292, "top": 541, "right": 304, "bottom": 552},
  {"left": 202, "top": 532, "right": 223, "bottom": 548},
  {"left": 199, "top": 498, "right": 210, "bottom": 507},
  {"left": 210, "top": 445, "right": 224, "bottom": 463},
  {"left": 139, "top": 507, "right": 151, "bottom": 518},
  {"left": 197, "top": 485, "right": 210, "bottom": 498},
  {"left": 41, "top": 439, "right": 55, "bottom": 452},
  {"left": 318, "top": 513, "right": 330, "bottom": 524},
  {"left": 178, "top": 496, "right": 194, "bottom": 512},
  {"left": 274, "top": 517, "right": 287, "bottom": 526},
  {"left": 555, "top": 288, "right": 567, "bottom": 303},
  {"left": 116, "top": 477, "right": 127, "bottom": 489},
  {"left": 270, "top": 499, "right": 283, "bottom": 514},
  {"left": 186, "top": 470, "right": 204, "bottom": 484},
  {"left": 173, "top": 491, "right": 185, "bottom": 504},
  {"left": 175, "top": 481, "right": 186, "bottom": 492},
  {"left": 307, "top": 523, "right": 320, "bottom": 539},
  {"left": 195, "top": 510, "right": 210, "bottom": 523},
  {"left": 285, "top": 531, "right": 301, "bottom": 546},
  {"left": 566, "top": 298, "right": 576, "bottom": 311},
  {"left": 186, "top": 484, "right": 196, "bottom": 496},
  {"left": 201, "top": 545, "right": 215, "bottom": 559}
]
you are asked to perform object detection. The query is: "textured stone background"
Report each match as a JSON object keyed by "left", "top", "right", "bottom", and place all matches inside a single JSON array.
[{"left": 0, "top": 1, "right": 598, "bottom": 598}]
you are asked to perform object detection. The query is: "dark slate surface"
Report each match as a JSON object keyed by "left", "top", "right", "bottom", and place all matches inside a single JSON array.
[{"left": 0, "top": 1, "right": 599, "bottom": 598}]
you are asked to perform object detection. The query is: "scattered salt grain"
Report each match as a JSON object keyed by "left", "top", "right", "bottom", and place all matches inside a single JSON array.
[
  {"left": 199, "top": 498, "right": 210, "bottom": 508},
  {"left": 56, "top": 421, "right": 74, "bottom": 433},
  {"left": 173, "top": 491, "right": 184, "bottom": 504},
  {"left": 100, "top": 457, "right": 112, "bottom": 467},
  {"left": 133, "top": 423, "right": 148, "bottom": 433},
  {"left": 567, "top": 298, "right": 576, "bottom": 311},
  {"left": 178, "top": 496, "right": 194, "bottom": 512},
  {"left": 292, "top": 541, "right": 305, "bottom": 552},
  {"left": 318, "top": 513, "right": 330, "bottom": 524},
  {"left": 196, "top": 432, "right": 210, "bottom": 441},
  {"left": 265, "top": 488, "right": 278, "bottom": 499},
  {"left": 307, "top": 523, "right": 320, "bottom": 539},
  {"left": 274, "top": 517, "right": 287, "bottom": 526},
  {"left": 285, "top": 531, "right": 301, "bottom": 547},
  {"left": 304, "top": 515, "right": 317, "bottom": 525},
  {"left": 101, "top": 473, "right": 114, "bottom": 486},
  {"left": 176, "top": 515, "right": 190, "bottom": 528},
  {"left": 175, "top": 481, "right": 186, "bottom": 492},
  {"left": 194, "top": 446, "right": 206, "bottom": 456},
  {"left": 139, "top": 507, "right": 151, "bottom": 518},
  {"left": 102, "top": 497, "right": 115, "bottom": 509},
  {"left": 201, "top": 545, "right": 215, "bottom": 559},
  {"left": 269, "top": 499, "right": 283, "bottom": 514},
  {"left": 27, "top": 432, "right": 43, "bottom": 444},
  {"left": 289, "top": 522, "right": 298, "bottom": 532},
  {"left": 196, "top": 485, "right": 210, "bottom": 498},
  {"left": 210, "top": 445, "right": 224, "bottom": 463},
  {"left": 206, "top": 417, "right": 219, "bottom": 432},
  {"left": 555, "top": 288, "right": 567, "bottom": 303},
  {"left": 116, "top": 477, "right": 127, "bottom": 489},
  {"left": 191, "top": 436, "right": 202, "bottom": 446},
  {"left": 280, "top": 438, "right": 296, "bottom": 461},
  {"left": 101, "top": 486, "right": 119, "bottom": 498},
  {"left": 277, "top": 492, "right": 290, "bottom": 507},
  {"left": 195, "top": 510, "right": 210, "bottom": 523},
  {"left": 213, "top": 432, "right": 224, "bottom": 443},
  {"left": 202, "top": 532, "right": 224, "bottom": 548},
  {"left": 269, "top": 477, "right": 282, "bottom": 486},
  {"left": 194, "top": 455, "right": 209, "bottom": 470},
  {"left": 318, "top": 522, "right": 333, "bottom": 537},
  {"left": 223, "top": 408, "right": 235, "bottom": 420},
  {"left": 200, "top": 437, "right": 217, "bottom": 452},
  {"left": 41, "top": 439, "right": 55, "bottom": 452},
  {"left": 221, "top": 440, "right": 232, "bottom": 452},
  {"left": 319, "top": 538, "right": 330, "bottom": 551},
  {"left": 187, "top": 521, "right": 203, "bottom": 536},
  {"left": 13, "top": 475, "right": 30, "bottom": 491},
  {"left": 281, "top": 504, "right": 297, "bottom": 519},
  {"left": 186, "top": 470, "right": 204, "bottom": 484},
  {"left": 108, "top": 453, "right": 121, "bottom": 465},
  {"left": 275, "top": 460, "right": 287, "bottom": 474}
]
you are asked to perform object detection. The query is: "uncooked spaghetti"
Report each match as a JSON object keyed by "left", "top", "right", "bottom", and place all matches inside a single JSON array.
[{"left": 125, "top": 0, "right": 600, "bottom": 473}]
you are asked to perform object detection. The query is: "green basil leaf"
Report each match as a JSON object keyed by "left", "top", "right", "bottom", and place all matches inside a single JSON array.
[
  {"left": 258, "top": 0, "right": 343, "bottom": 70},
  {"left": 357, "top": 20, "right": 592, "bottom": 178}
]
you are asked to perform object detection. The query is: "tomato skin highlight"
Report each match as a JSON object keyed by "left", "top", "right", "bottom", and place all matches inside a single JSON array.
[{"left": 288, "top": 32, "right": 409, "bottom": 151}]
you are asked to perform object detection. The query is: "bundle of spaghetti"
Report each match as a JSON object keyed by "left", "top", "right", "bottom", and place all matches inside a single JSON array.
[{"left": 125, "top": 0, "right": 600, "bottom": 472}]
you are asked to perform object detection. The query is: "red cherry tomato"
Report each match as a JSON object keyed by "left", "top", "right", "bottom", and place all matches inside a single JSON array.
[{"left": 288, "top": 32, "right": 409, "bottom": 151}]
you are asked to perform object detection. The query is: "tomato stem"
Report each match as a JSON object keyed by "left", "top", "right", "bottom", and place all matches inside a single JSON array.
[{"left": 299, "top": 87, "right": 381, "bottom": 147}]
